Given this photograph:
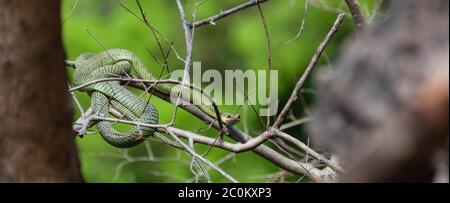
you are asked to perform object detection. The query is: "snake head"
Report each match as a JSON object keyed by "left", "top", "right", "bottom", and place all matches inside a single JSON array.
[{"left": 221, "top": 113, "right": 240, "bottom": 126}]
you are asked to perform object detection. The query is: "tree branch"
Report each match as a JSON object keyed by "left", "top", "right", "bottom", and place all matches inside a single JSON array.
[
  {"left": 345, "top": 0, "right": 366, "bottom": 32},
  {"left": 255, "top": 0, "right": 273, "bottom": 127},
  {"left": 279, "top": 117, "right": 312, "bottom": 131},
  {"left": 274, "top": 129, "right": 344, "bottom": 173},
  {"left": 190, "top": 0, "right": 270, "bottom": 28},
  {"left": 272, "top": 13, "right": 345, "bottom": 129},
  {"left": 67, "top": 4, "right": 345, "bottom": 183},
  {"left": 71, "top": 79, "right": 336, "bottom": 181}
]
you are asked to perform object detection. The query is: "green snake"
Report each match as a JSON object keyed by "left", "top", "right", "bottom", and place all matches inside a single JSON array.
[{"left": 72, "top": 48, "right": 240, "bottom": 148}]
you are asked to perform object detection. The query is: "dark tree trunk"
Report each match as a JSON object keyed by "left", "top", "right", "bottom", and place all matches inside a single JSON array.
[{"left": 0, "top": 0, "right": 83, "bottom": 182}]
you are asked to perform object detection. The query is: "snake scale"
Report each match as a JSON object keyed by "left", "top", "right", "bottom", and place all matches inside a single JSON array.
[{"left": 73, "top": 48, "right": 240, "bottom": 148}]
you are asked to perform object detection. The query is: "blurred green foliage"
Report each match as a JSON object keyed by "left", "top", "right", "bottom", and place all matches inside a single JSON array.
[{"left": 63, "top": 0, "right": 380, "bottom": 183}]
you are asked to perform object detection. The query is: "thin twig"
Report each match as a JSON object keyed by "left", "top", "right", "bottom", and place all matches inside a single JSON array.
[
  {"left": 135, "top": 0, "right": 171, "bottom": 74},
  {"left": 112, "top": 156, "right": 191, "bottom": 181},
  {"left": 144, "top": 141, "right": 154, "bottom": 160},
  {"left": 255, "top": 0, "right": 273, "bottom": 128},
  {"left": 186, "top": 153, "right": 236, "bottom": 183},
  {"left": 272, "top": 13, "right": 345, "bottom": 129},
  {"left": 174, "top": 0, "right": 225, "bottom": 133},
  {"left": 69, "top": 88, "right": 85, "bottom": 121},
  {"left": 62, "top": 0, "right": 79, "bottom": 24},
  {"left": 176, "top": 0, "right": 193, "bottom": 78},
  {"left": 65, "top": 60, "right": 76, "bottom": 67},
  {"left": 164, "top": 126, "right": 273, "bottom": 153},
  {"left": 273, "top": 129, "right": 344, "bottom": 173},
  {"left": 115, "top": 0, "right": 185, "bottom": 63},
  {"left": 283, "top": 0, "right": 308, "bottom": 45},
  {"left": 279, "top": 117, "right": 312, "bottom": 130},
  {"left": 172, "top": 0, "right": 194, "bottom": 124},
  {"left": 85, "top": 29, "right": 112, "bottom": 59},
  {"left": 165, "top": 129, "right": 239, "bottom": 183},
  {"left": 190, "top": 0, "right": 271, "bottom": 28},
  {"left": 345, "top": 0, "right": 366, "bottom": 31}
]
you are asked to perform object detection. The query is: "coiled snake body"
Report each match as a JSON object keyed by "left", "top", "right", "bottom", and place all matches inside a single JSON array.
[{"left": 73, "top": 49, "right": 239, "bottom": 148}]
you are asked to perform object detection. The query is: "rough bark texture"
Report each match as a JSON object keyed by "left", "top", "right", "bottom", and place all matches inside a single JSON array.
[
  {"left": 310, "top": 0, "right": 449, "bottom": 182},
  {"left": 0, "top": 0, "right": 83, "bottom": 182}
]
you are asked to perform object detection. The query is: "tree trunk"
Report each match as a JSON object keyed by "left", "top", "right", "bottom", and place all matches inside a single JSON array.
[{"left": 0, "top": 0, "right": 83, "bottom": 182}]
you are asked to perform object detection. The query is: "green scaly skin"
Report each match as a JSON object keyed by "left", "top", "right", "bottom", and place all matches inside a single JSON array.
[
  {"left": 76, "top": 48, "right": 240, "bottom": 126},
  {"left": 74, "top": 49, "right": 218, "bottom": 180},
  {"left": 72, "top": 49, "right": 241, "bottom": 181},
  {"left": 74, "top": 55, "right": 158, "bottom": 148},
  {"left": 73, "top": 49, "right": 239, "bottom": 147}
]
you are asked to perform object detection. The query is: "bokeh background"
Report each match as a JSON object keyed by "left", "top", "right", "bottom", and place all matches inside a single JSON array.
[{"left": 63, "top": 0, "right": 382, "bottom": 183}]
